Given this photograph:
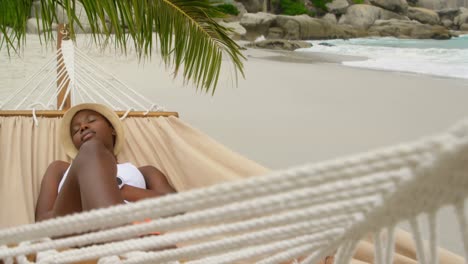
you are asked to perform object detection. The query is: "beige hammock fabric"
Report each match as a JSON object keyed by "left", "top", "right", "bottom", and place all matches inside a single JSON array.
[{"left": 0, "top": 115, "right": 268, "bottom": 229}]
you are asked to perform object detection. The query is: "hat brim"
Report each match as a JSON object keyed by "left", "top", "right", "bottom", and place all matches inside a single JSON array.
[{"left": 60, "top": 103, "right": 125, "bottom": 159}]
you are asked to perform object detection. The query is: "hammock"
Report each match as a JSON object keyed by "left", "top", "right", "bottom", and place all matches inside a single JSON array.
[{"left": 0, "top": 39, "right": 467, "bottom": 264}]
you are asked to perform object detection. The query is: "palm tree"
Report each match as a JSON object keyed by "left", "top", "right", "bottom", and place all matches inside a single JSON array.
[{"left": 0, "top": 0, "right": 245, "bottom": 94}]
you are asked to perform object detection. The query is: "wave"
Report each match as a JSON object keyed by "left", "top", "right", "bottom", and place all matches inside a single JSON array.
[{"left": 296, "top": 37, "right": 468, "bottom": 79}]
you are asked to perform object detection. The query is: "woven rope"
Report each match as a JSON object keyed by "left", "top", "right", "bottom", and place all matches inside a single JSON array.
[{"left": 2, "top": 121, "right": 468, "bottom": 263}]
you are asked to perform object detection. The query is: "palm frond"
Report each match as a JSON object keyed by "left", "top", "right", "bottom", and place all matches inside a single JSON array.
[{"left": 0, "top": 0, "right": 245, "bottom": 93}]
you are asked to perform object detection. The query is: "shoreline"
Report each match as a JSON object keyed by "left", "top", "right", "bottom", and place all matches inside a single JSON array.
[{"left": 241, "top": 46, "right": 468, "bottom": 82}]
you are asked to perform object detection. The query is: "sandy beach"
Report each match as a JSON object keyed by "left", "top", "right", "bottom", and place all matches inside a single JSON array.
[{"left": 1, "top": 37, "right": 468, "bottom": 254}]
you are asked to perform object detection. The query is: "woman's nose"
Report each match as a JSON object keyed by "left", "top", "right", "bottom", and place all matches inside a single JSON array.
[{"left": 80, "top": 123, "right": 89, "bottom": 132}]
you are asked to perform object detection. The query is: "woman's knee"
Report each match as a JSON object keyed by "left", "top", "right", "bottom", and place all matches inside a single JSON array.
[{"left": 75, "top": 139, "right": 114, "bottom": 162}]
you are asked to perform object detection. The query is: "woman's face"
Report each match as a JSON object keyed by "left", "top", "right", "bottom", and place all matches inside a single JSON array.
[{"left": 70, "top": 110, "right": 115, "bottom": 152}]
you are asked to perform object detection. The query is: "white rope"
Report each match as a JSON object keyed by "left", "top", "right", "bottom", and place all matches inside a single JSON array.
[
  {"left": 455, "top": 201, "right": 468, "bottom": 261},
  {"left": 384, "top": 226, "right": 396, "bottom": 264},
  {"left": 0, "top": 133, "right": 444, "bottom": 244},
  {"left": 428, "top": 212, "right": 439, "bottom": 264},
  {"left": 255, "top": 243, "right": 324, "bottom": 264},
  {"left": 185, "top": 236, "right": 326, "bottom": 264},
  {"left": 73, "top": 65, "right": 130, "bottom": 109},
  {"left": 119, "top": 108, "right": 133, "bottom": 120},
  {"left": 31, "top": 108, "right": 39, "bottom": 127},
  {"left": 1, "top": 53, "right": 58, "bottom": 109},
  {"left": 410, "top": 218, "right": 427, "bottom": 264},
  {"left": 3, "top": 123, "right": 468, "bottom": 263},
  {"left": 374, "top": 231, "right": 384, "bottom": 264},
  {"left": 73, "top": 48, "right": 155, "bottom": 109},
  {"left": 144, "top": 104, "right": 165, "bottom": 115}
]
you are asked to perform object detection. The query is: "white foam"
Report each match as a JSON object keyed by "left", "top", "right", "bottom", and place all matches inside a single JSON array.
[{"left": 297, "top": 37, "right": 468, "bottom": 80}]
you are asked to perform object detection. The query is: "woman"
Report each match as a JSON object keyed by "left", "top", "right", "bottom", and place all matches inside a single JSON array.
[{"left": 35, "top": 103, "right": 175, "bottom": 221}]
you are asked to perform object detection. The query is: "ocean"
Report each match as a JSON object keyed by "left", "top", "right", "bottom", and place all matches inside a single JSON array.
[{"left": 298, "top": 34, "right": 468, "bottom": 80}]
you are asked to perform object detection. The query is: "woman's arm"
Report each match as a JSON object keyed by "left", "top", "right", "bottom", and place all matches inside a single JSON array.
[
  {"left": 121, "top": 166, "right": 175, "bottom": 202},
  {"left": 35, "top": 160, "right": 69, "bottom": 222}
]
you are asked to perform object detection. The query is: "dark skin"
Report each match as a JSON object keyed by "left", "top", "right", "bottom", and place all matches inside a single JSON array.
[{"left": 35, "top": 109, "right": 176, "bottom": 222}]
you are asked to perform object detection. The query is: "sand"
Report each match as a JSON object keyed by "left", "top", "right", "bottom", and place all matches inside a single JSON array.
[{"left": 1, "top": 37, "right": 468, "bottom": 254}]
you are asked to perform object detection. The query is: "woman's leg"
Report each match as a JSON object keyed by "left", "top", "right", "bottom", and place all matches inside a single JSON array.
[{"left": 52, "top": 139, "right": 124, "bottom": 217}]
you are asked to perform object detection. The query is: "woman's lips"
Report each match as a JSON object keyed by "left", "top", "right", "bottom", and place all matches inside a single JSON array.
[{"left": 81, "top": 132, "right": 95, "bottom": 142}]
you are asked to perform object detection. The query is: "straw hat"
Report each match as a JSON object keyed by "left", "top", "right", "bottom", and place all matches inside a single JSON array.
[{"left": 60, "top": 103, "right": 125, "bottom": 159}]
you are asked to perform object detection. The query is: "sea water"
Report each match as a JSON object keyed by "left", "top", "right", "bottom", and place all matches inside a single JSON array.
[{"left": 297, "top": 35, "right": 468, "bottom": 79}]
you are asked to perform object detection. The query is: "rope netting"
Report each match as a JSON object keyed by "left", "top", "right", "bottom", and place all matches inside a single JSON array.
[
  {"left": 0, "top": 39, "right": 164, "bottom": 113},
  {"left": 1, "top": 119, "right": 468, "bottom": 263}
]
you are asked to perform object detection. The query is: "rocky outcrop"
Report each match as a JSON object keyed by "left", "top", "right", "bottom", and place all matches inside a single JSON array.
[
  {"left": 219, "top": 21, "right": 247, "bottom": 40},
  {"left": 322, "top": 13, "right": 338, "bottom": 24},
  {"left": 240, "top": 12, "right": 277, "bottom": 40},
  {"left": 325, "top": 0, "right": 349, "bottom": 14},
  {"left": 369, "top": 0, "right": 408, "bottom": 13},
  {"left": 276, "top": 15, "right": 360, "bottom": 39},
  {"left": 339, "top": 4, "right": 408, "bottom": 29},
  {"left": 454, "top": 8, "right": 468, "bottom": 28},
  {"left": 407, "top": 7, "right": 440, "bottom": 25},
  {"left": 338, "top": 5, "right": 382, "bottom": 28},
  {"left": 369, "top": 19, "right": 451, "bottom": 38},
  {"left": 414, "top": 0, "right": 447, "bottom": 10},
  {"left": 246, "top": 39, "right": 312, "bottom": 50}
]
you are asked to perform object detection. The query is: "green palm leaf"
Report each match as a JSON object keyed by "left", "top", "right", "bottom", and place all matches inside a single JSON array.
[{"left": 0, "top": 0, "right": 245, "bottom": 94}]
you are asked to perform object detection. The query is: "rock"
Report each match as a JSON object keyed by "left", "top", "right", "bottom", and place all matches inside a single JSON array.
[
  {"left": 454, "top": 9, "right": 468, "bottom": 26},
  {"left": 322, "top": 13, "right": 338, "bottom": 24},
  {"left": 380, "top": 9, "right": 410, "bottom": 20},
  {"left": 318, "top": 42, "right": 335, "bottom": 46},
  {"left": 267, "top": 27, "right": 284, "bottom": 38},
  {"left": 339, "top": 5, "right": 382, "bottom": 28},
  {"left": 219, "top": 21, "right": 247, "bottom": 40},
  {"left": 234, "top": 2, "right": 249, "bottom": 17},
  {"left": 369, "top": 19, "right": 451, "bottom": 38},
  {"left": 326, "top": 0, "right": 349, "bottom": 14},
  {"left": 26, "top": 18, "right": 58, "bottom": 34},
  {"left": 246, "top": 39, "right": 312, "bottom": 51},
  {"left": 370, "top": 0, "right": 408, "bottom": 13},
  {"left": 276, "top": 14, "right": 358, "bottom": 39},
  {"left": 339, "top": 4, "right": 408, "bottom": 29},
  {"left": 442, "top": 18, "right": 453, "bottom": 27},
  {"left": 414, "top": 0, "right": 447, "bottom": 10},
  {"left": 437, "top": 8, "right": 461, "bottom": 20},
  {"left": 461, "top": 23, "right": 468, "bottom": 31},
  {"left": 407, "top": 7, "right": 440, "bottom": 24},
  {"left": 240, "top": 12, "right": 277, "bottom": 40},
  {"left": 236, "top": 0, "right": 264, "bottom": 13}
]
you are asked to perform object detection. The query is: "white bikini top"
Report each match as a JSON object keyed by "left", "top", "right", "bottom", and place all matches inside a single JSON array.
[{"left": 58, "top": 162, "right": 147, "bottom": 193}]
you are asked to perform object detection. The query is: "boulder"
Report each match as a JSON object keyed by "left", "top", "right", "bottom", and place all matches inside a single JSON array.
[
  {"left": 370, "top": 0, "right": 408, "bottom": 13},
  {"left": 369, "top": 19, "right": 451, "bottom": 38},
  {"left": 437, "top": 8, "right": 461, "bottom": 20},
  {"left": 245, "top": 39, "right": 312, "bottom": 51},
  {"left": 461, "top": 23, "right": 468, "bottom": 31},
  {"left": 236, "top": 0, "right": 264, "bottom": 13},
  {"left": 240, "top": 12, "right": 277, "bottom": 40},
  {"left": 326, "top": 0, "right": 349, "bottom": 14},
  {"left": 414, "top": 0, "right": 447, "bottom": 10},
  {"left": 407, "top": 7, "right": 440, "bottom": 24},
  {"left": 276, "top": 14, "right": 358, "bottom": 39},
  {"left": 26, "top": 18, "right": 58, "bottom": 34},
  {"left": 441, "top": 18, "right": 453, "bottom": 27},
  {"left": 454, "top": 9, "right": 468, "bottom": 26},
  {"left": 219, "top": 21, "right": 247, "bottom": 40},
  {"left": 322, "top": 13, "right": 338, "bottom": 24},
  {"left": 339, "top": 5, "right": 382, "bottom": 28},
  {"left": 339, "top": 4, "right": 408, "bottom": 29}
]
